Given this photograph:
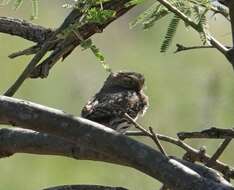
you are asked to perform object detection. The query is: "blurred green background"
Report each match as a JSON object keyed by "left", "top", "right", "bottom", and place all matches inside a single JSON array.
[{"left": 0, "top": 1, "right": 234, "bottom": 189}]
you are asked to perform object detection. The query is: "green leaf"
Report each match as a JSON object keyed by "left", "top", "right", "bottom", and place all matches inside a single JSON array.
[
  {"left": 160, "top": 15, "right": 180, "bottom": 52},
  {"left": 90, "top": 43, "right": 111, "bottom": 72},
  {"left": 143, "top": 6, "right": 169, "bottom": 30},
  {"left": 130, "top": 2, "right": 160, "bottom": 28},
  {"left": 90, "top": 45, "right": 105, "bottom": 62},
  {"left": 80, "top": 39, "right": 93, "bottom": 49},
  {"left": 81, "top": 38, "right": 111, "bottom": 72},
  {"left": 130, "top": 3, "right": 169, "bottom": 30},
  {"left": 86, "top": 7, "right": 116, "bottom": 24},
  {"left": 191, "top": 5, "right": 209, "bottom": 44}
]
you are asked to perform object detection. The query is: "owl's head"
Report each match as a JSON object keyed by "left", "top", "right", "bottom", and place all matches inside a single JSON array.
[{"left": 102, "top": 71, "right": 145, "bottom": 92}]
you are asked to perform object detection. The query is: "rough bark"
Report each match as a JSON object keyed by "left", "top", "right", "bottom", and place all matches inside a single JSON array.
[{"left": 0, "top": 95, "right": 233, "bottom": 190}]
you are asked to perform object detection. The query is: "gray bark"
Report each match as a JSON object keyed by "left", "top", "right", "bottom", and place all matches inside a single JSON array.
[{"left": 0, "top": 95, "right": 233, "bottom": 190}]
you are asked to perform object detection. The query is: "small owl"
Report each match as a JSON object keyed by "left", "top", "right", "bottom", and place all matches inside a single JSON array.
[{"left": 81, "top": 71, "right": 149, "bottom": 133}]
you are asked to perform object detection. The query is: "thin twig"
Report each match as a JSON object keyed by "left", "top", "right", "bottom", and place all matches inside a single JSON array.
[
  {"left": 126, "top": 131, "right": 234, "bottom": 179},
  {"left": 4, "top": 34, "right": 59, "bottom": 96},
  {"left": 206, "top": 138, "right": 232, "bottom": 167},
  {"left": 157, "top": 0, "right": 230, "bottom": 65},
  {"left": 188, "top": 0, "right": 230, "bottom": 20},
  {"left": 174, "top": 44, "right": 231, "bottom": 53},
  {"left": 174, "top": 44, "right": 214, "bottom": 53},
  {"left": 8, "top": 45, "right": 41, "bottom": 59},
  {"left": 124, "top": 113, "right": 167, "bottom": 156},
  {"left": 177, "top": 127, "right": 234, "bottom": 140},
  {"left": 208, "top": 34, "right": 229, "bottom": 55},
  {"left": 157, "top": 0, "right": 198, "bottom": 29},
  {"left": 124, "top": 131, "right": 145, "bottom": 136},
  {"left": 149, "top": 126, "right": 167, "bottom": 157}
]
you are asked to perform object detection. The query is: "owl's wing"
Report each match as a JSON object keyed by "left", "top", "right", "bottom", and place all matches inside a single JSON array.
[
  {"left": 81, "top": 92, "right": 138, "bottom": 123},
  {"left": 81, "top": 94, "right": 116, "bottom": 121}
]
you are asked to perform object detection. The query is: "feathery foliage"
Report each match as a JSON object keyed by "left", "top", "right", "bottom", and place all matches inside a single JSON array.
[
  {"left": 132, "top": 0, "right": 228, "bottom": 52},
  {"left": 130, "top": 3, "right": 169, "bottom": 29},
  {"left": 160, "top": 15, "right": 180, "bottom": 52},
  {"left": 59, "top": 0, "right": 115, "bottom": 72},
  {"left": 0, "top": 0, "right": 230, "bottom": 63}
]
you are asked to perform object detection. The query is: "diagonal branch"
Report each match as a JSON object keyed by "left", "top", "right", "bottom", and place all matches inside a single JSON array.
[
  {"left": 206, "top": 138, "right": 232, "bottom": 167},
  {"left": 0, "top": 95, "right": 233, "bottom": 190},
  {"left": 127, "top": 131, "right": 234, "bottom": 180},
  {"left": 124, "top": 113, "right": 167, "bottom": 156},
  {"left": 3, "top": 0, "right": 135, "bottom": 97}
]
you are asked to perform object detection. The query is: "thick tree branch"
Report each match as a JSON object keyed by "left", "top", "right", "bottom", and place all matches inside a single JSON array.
[
  {"left": 0, "top": 17, "right": 53, "bottom": 43},
  {"left": 0, "top": 127, "right": 121, "bottom": 164},
  {"left": 0, "top": 95, "right": 233, "bottom": 190},
  {"left": 1, "top": 127, "right": 233, "bottom": 180},
  {"left": 171, "top": 157, "right": 230, "bottom": 186}
]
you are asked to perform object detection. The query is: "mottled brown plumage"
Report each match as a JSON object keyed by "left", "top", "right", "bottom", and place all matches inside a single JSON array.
[{"left": 81, "top": 71, "right": 149, "bottom": 132}]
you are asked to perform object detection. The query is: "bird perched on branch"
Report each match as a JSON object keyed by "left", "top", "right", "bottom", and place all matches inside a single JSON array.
[{"left": 81, "top": 71, "right": 149, "bottom": 133}]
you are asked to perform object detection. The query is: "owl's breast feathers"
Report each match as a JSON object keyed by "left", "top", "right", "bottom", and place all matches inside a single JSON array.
[{"left": 81, "top": 90, "right": 148, "bottom": 125}]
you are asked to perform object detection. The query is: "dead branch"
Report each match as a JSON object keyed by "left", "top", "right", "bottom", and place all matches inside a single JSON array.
[
  {"left": 177, "top": 127, "right": 234, "bottom": 140},
  {"left": 126, "top": 131, "right": 234, "bottom": 180},
  {"left": 0, "top": 127, "right": 121, "bottom": 164},
  {"left": 206, "top": 138, "right": 232, "bottom": 167},
  {"left": 124, "top": 113, "right": 167, "bottom": 156}
]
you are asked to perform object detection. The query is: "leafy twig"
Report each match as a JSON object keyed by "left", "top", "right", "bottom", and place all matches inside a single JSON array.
[{"left": 156, "top": 0, "right": 232, "bottom": 65}]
